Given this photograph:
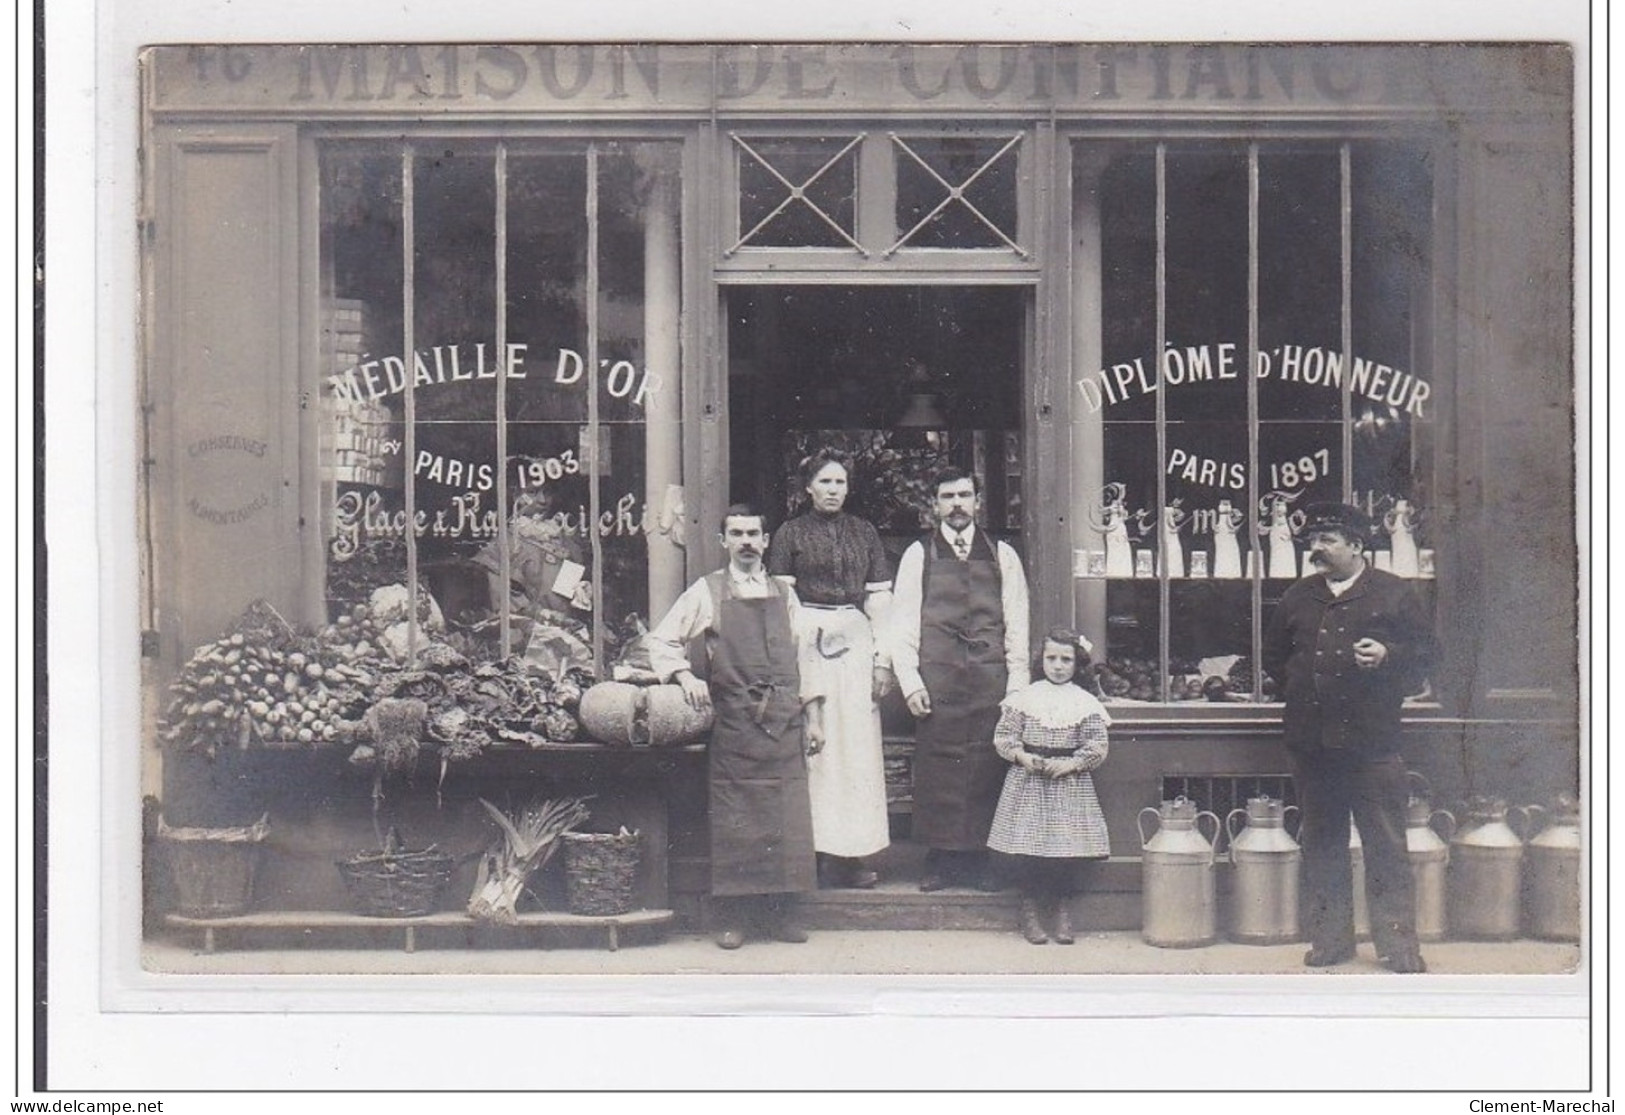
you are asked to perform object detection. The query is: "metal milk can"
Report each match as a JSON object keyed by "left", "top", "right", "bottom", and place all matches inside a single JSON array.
[
  {"left": 1523, "top": 795, "right": 1581, "bottom": 942},
  {"left": 1407, "top": 797, "right": 1454, "bottom": 943},
  {"left": 1349, "top": 822, "right": 1370, "bottom": 941},
  {"left": 1225, "top": 796, "right": 1302, "bottom": 944},
  {"left": 1138, "top": 797, "right": 1222, "bottom": 948},
  {"left": 1446, "top": 796, "right": 1527, "bottom": 940}
]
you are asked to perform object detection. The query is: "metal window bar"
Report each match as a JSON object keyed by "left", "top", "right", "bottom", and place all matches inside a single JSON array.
[
  {"left": 1154, "top": 144, "right": 1169, "bottom": 701},
  {"left": 1160, "top": 775, "right": 1298, "bottom": 829},
  {"left": 1340, "top": 142, "right": 1354, "bottom": 505},
  {"left": 727, "top": 133, "right": 866, "bottom": 256},
  {"left": 495, "top": 144, "right": 513, "bottom": 658},
  {"left": 587, "top": 143, "right": 606, "bottom": 675},
  {"left": 1248, "top": 144, "right": 1263, "bottom": 701},
  {"left": 401, "top": 147, "right": 418, "bottom": 669},
  {"left": 886, "top": 132, "right": 1028, "bottom": 258}
]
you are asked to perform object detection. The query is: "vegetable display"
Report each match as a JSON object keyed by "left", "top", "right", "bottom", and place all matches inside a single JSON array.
[
  {"left": 159, "top": 593, "right": 595, "bottom": 766},
  {"left": 158, "top": 601, "right": 372, "bottom": 756}
]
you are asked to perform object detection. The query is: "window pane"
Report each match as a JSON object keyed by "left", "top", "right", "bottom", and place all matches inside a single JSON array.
[
  {"left": 413, "top": 147, "right": 498, "bottom": 420},
  {"left": 1096, "top": 427, "right": 1166, "bottom": 701},
  {"left": 1164, "top": 150, "right": 1248, "bottom": 425},
  {"left": 1258, "top": 150, "right": 1344, "bottom": 424},
  {"left": 588, "top": 142, "right": 683, "bottom": 644},
  {"left": 320, "top": 147, "right": 409, "bottom": 617},
  {"left": 1352, "top": 143, "right": 1436, "bottom": 583},
  {"left": 505, "top": 153, "right": 588, "bottom": 422},
  {"left": 737, "top": 137, "right": 857, "bottom": 248}
]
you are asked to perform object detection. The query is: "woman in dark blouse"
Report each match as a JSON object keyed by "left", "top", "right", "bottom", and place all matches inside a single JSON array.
[{"left": 768, "top": 450, "right": 896, "bottom": 888}]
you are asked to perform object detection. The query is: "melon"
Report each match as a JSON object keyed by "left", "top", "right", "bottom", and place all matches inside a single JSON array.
[{"left": 578, "top": 681, "right": 713, "bottom": 747}]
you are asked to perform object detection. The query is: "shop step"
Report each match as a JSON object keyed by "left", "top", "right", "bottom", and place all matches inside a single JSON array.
[{"left": 796, "top": 853, "right": 1143, "bottom": 933}]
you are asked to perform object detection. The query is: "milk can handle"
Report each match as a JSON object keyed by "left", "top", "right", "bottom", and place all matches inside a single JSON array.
[
  {"left": 1225, "top": 808, "right": 1247, "bottom": 852},
  {"left": 1137, "top": 807, "right": 1160, "bottom": 850},
  {"left": 1407, "top": 769, "right": 1433, "bottom": 800},
  {"left": 1196, "top": 811, "right": 1222, "bottom": 850},
  {"left": 1283, "top": 804, "right": 1302, "bottom": 838},
  {"left": 1430, "top": 809, "right": 1456, "bottom": 843}
]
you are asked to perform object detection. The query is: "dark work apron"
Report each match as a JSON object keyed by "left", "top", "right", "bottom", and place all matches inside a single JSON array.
[
  {"left": 912, "top": 532, "right": 1010, "bottom": 851},
  {"left": 702, "top": 572, "right": 817, "bottom": 897}
]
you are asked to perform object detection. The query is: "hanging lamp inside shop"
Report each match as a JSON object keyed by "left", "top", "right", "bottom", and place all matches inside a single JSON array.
[{"left": 894, "top": 361, "right": 948, "bottom": 428}]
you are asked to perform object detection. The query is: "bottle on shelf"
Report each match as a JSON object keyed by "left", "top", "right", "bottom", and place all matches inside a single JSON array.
[
  {"left": 1259, "top": 493, "right": 1302, "bottom": 580},
  {"left": 1385, "top": 498, "right": 1421, "bottom": 578},
  {"left": 1089, "top": 482, "right": 1137, "bottom": 578},
  {"left": 1212, "top": 500, "right": 1244, "bottom": 579},
  {"left": 1160, "top": 503, "right": 1187, "bottom": 579}
]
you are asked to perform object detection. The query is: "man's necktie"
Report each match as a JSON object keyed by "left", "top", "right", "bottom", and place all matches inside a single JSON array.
[{"left": 952, "top": 533, "right": 970, "bottom": 560}]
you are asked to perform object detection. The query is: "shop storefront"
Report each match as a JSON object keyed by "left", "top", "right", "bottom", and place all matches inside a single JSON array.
[{"left": 140, "top": 43, "right": 1578, "bottom": 938}]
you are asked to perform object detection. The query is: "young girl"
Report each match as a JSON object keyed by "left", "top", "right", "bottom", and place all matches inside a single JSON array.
[{"left": 986, "top": 627, "right": 1113, "bottom": 944}]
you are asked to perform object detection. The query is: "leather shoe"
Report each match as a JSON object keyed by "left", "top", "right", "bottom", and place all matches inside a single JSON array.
[
  {"left": 1051, "top": 901, "right": 1076, "bottom": 945},
  {"left": 1019, "top": 897, "right": 1049, "bottom": 945},
  {"left": 1303, "top": 945, "right": 1355, "bottom": 967},
  {"left": 1382, "top": 948, "right": 1428, "bottom": 974},
  {"left": 715, "top": 927, "right": 745, "bottom": 950},
  {"left": 919, "top": 874, "right": 950, "bottom": 893},
  {"left": 849, "top": 868, "right": 880, "bottom": 889}
]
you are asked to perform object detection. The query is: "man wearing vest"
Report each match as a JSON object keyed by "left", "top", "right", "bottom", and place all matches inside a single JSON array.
[
  {"left": 886, "top": 467, "right": 1031, "bottom": 892},
  {"left": 648, "top": 503, "right": 826, "bottom": 949}
]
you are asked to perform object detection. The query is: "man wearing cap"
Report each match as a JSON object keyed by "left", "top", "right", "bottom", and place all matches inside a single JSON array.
[{"left": 1263, "top": 501, "right": 1436, "bottom": 973}]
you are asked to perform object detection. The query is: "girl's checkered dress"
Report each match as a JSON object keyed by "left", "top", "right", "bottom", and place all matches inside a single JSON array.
[{"left": 986, "top": 682, "right": 1112, "bottom": 859}]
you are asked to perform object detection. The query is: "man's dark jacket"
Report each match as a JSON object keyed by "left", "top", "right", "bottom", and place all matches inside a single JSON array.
[{"left": 1263, "top": 567, "right": 1436, "bottom": 756}]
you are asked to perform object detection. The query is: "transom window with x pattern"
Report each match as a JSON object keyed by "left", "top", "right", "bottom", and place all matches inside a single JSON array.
[
  {"left": 890, "top": 132, "right": 1025, "bottom": 257},
  {"left": 730, "top": 133, "right": 865, "bottom": 255}
]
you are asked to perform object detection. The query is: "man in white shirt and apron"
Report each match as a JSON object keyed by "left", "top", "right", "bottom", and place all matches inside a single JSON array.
[
  {"left": 648, "top": 504, "right": 827, "bottom": 948},
  {"left": 886, "top": 468, "right": 1031, "bottom": 892}
]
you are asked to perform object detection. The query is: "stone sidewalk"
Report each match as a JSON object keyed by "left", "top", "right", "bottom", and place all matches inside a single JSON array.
[{"left": 143, "top": 927, "right": 1581, "bottom": 977}]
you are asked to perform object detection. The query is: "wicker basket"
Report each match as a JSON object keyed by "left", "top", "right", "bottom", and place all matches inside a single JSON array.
[
  {"left": 562, "top": 831, "right": 642, "bottom": 916},
  {"left": 158, "top": 815, "right": 269, "bottom": 918},
  {"left": 336, "top": 848, "right": 457, "bottom": 917}
]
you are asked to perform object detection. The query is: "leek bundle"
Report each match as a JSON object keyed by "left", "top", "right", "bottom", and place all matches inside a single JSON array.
[{"left": 466, "top": 796, "right": 591, "bottom": 923}]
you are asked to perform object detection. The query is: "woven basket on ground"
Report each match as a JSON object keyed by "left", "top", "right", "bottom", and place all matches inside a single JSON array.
[
  {"left": 562, "top": 831, "right": 642, "bottom": 916},
  {"left": 336, "top": 847, "right": 457, "bottom": 917},
  {"left": 158, "top": 815, "right": 270, "bottom": 918}
]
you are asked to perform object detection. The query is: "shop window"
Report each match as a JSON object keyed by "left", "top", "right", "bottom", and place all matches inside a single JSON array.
[
  {"left": 1074, "top": 141, "right": 1437, "bottom": 706},
  {"left": 319, "top": 139, "right": 685, "bottom": 672}
]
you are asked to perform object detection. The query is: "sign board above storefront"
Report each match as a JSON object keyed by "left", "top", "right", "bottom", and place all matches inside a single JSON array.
[{"left": 146, "top": 43, "right": 1569, "bottom": 119}]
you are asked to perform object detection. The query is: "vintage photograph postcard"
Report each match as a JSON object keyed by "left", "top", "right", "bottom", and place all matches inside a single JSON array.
[
  {"left": 41, "top": 0, "right": 1594, "bottom": 1096},
  {"left": 134, "top": 35, "right": 1581, "bottom": 978}
]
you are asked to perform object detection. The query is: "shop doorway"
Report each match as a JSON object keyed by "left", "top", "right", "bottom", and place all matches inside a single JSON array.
[{"left": 725, "top": 285, "right": 1028, "bottom": 857}]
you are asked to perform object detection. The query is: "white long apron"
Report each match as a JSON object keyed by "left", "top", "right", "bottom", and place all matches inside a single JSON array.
[{"left": 797, "top": 605, "right": 890, "bottom": 857}]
